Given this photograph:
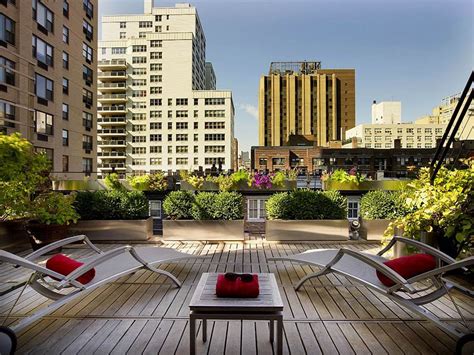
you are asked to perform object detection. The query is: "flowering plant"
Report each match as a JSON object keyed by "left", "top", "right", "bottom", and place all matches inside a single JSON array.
[{"left": 252, "top": 172, "right": 273, "bottom": 189}]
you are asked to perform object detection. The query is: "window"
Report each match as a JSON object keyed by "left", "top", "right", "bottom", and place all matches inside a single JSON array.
[
  {"left": 132, "top": 124, "right": 146, "bottom": 132},
  {"left": 205, "top": 110, "right": 225, "bottom": 118},
  {"left": 150, "top": 75, "right": 162, "bottom": 83},
  {"left": 82, "top": 42, "right": 93, "bottom": 63},
  {"left": 150, "top": 63, "right": 162, "bottom": 71},
  {"left": 150, "top": 40, "right": 162, "bottom": 48},
  {"left": 62, "top": 129, "right": 68, "bottom": 146},
  {"left": 32, "top": 36, "right": 53, "bottom": 67},
  {"left": 176, "top": 146, "right": 188, "bottom": 153},
  {"left": 0, "top": 14, "right": 15, "bottom": 46},
  {"left": 119, "top": 32, "right": 126, "bottom": 39},
  {"left": 205, "top": 122, "right": 225, "bottom": 129},
  {"left": 194, "top": 122, "right": 198, "bottom": 129},
  {"left": 150, "top": 158, "right": 162, "bottom": 165},
  {"left": 120, "top": 22, "right": 126, "bottom": 28},
  {"left": 194, "top": 98, "right": 199, "bottom": 105},
  {"left": 131, "top": 113, "right": 146, "bottom": 120},
  {"left": 35, "top": 74, "right": 53, "bottom": 101},
  {"left": 205, "top": 98, "right": 225, "bottom": 105},
  {"left": 0, "top": 57, "right": 15, "bottom": 85},
  {"left": 149, "top": 200, "right": 162, "bottom": 219},
  {"left": 63, "top": 0, "right": 69, "bottom": 17},
  {"left": 176, "top": 158, "right": 188, "bottom": 165},
  {"left": 82, "top": 158, "right": 92, "bottom": 175},
  {"left": 150, "top": 52, "right": 162, "bottom": 59},
  {"left": 168, "top": 122, "right": 172, "bottom": 130},
  {"left": 82, "top": 135, "right": 92, "bottom": 150},
  {"left": 83, "top": 0, "right": 93, "bottom": 19},
  {"left": 132, "top": 90, "right": 146, "bottom": 97},
  {"left": 205, "top": 134, "right": 225, "bottom": 141},
  {"left": 62, "top": 77, "right": 69, "bottom": 94},
  {"left": 150, "top": 110, "right": 162, "bottom": 118},
  {"left": 194, "top": 146, "right": 199, "bottom": 153},
  {"left": 139, "top": 21, "right": 152, "bottom": 28},
  {"left": 150, "top": 122, "right": 161, "bottom": 130},
  {"left": 132, "top": 158, "right": 146, "bottom": 166},
  {"left": 132, "top": 79, "right": 147, "bottom": 86},
  {"left": 176, "top": 110, "right": 188, "bottom": 118},
  {"left": 82, "top": 89, "right": 93, "bottom": 107},
  {"left": 272, "top": 157, "right": 285, "bottom": 165},
  {"left": 168, "top": 111, "right": 172, "bottom": 118},
  {"left": 35, "top": 110, "right": 53, "bottom": 135},
  {"left": 155, "top": 25, "right": 162, "bottom": 32},
  {"left": 150, "top": 146, "right": 162, "bottom": 153},
  {"left": 82, "top": 111, "right": 92, "bottom": 129},
  {"left": 194, "top": 133, "right": 198, "bottom": 141},
  {"left": 132, "top": 147, "right": 146, "bottom": 154},
  {"left": 62, "top": 51, "right": 69, "bottom": 69},
  {"left": 348, "top": 200, "right": 359, "bottom": 219},
  {"left": 176, "top": 134, "right": 188, "bottom": 141},
  {"left": 62, "top": 155, "right": 69, "bottom": 172},
  {"left": 83, "top": 65, "right": 93, "bottom": 85},
  {"left": 167, "top": 146, "right": 172, "bottom": 153},
  {"left": 150, "top": 99, "right": 162, "bottom": 106},
  {"left": 62, "top": 26, "right": 69, "bottom": 44},
  {"left": 150, "top": 87, "right": 162, "bottom": 94},
  {"left": 0, "top": 101, "right": 15, "bottom": 128},
  {"left": 205, "top": 146, "right": 225, "bottom": 153},
  {"left": 132, "top": 45, "right": 147, "bottom": 52},
  {"left": 83, "top": 20, "right": 93, "bottom": 41},
  {"left": 176, "top": 122, "right": 188, "bottom": 129},
  {"left": 62, "top": 103, "right": 69, "bottom": 120},
  {"left": 247, "top": 199, "right": 267, "bottom": 221},
  {"left": 132, "top": 56, "right": 147, "bottom": 64},
  {"left": 150, "top": 134, "right": 162, "bottom": 142},
  {"left": 138, "top": 32, "right": 147, "bottom": 38},
  {"left": 132, "top": 136, "right": 146, "bottom": 143},
  {"left": 112, "top": 47, "right": 126, "bottom": 54},
  {"left": 32, "top": 0, "right": 54, "bottom": 33},
  {"left": 176, "top": 98, "right": 188, "bottom": 105},
  {"left": 155, "top": 15, "right": 162, "bottom": 21},
  {"left": 132, "top": 68, "right": 147, "bottom": 75}
]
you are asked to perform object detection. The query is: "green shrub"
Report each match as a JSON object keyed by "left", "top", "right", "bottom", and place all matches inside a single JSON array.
[
  {"left": 127, "top": 175, "right": 149, "bottom": 191},
  {"left": 191, "top": 192, "right": 217, "bottom": 220},
  {"left": 360, "top": 191, "right": 406, "bottom": 220},
  {"left": 266, "top": 192, "right": 291, "bottom": 219},
  {"left": 104, "top": 173, "right": 124, "bottom": 191},
  {"left": 163, "top": 191, "right": 194, "bottom": 220},
  {"left": 31, "top": 192, "right": 79, "bottom": 225},
  {"left": 266, "top": 190, "right": 347, "bottom": 220},
  {"left": 148, "top": 172, "right": 168, "bottom": 191},
  {"left": 213, "top": 192, "right": 243, "bottom": 220},
  {"left": 75, "top": 190, "right": 148, "bottom": 220}
]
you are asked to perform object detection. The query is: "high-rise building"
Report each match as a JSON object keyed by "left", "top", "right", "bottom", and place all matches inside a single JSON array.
[
  {"left": 371, "top": 100, "right": 401, "bottom": 124},
  {"left": 258, "top": 62, "right": 355, "bottom": 147},
  {"left": 98, "top": 1, "right": 234, "bottom": 177},
  {"left": 0, "top": 0, "right": 98, "bottom": 178}
]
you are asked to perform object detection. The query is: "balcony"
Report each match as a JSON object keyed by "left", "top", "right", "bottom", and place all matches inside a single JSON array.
[
  {"left": 97, "top": 140, "right": 127, "bottom": 147},
  {"left": 98, "top": 59, "right": 127, "bottom": 70},
  {"left": 97, "top": 105, "right": 127, "bottom": 114},
  {"left": 98, "top": 82, "right": 127, "bottom": 92},
  {"left": 98, "top": 71, "right": 127, "bottom": 81},
  {"left": 98, "top": 162, "right": 126, "bottom": 170},
  {"left": 97, "top": 151, "right": 126, "bottom": 158},
  {"left": 97, "top": 128, "right": 126, "bottom": 136},
  {"left": 97, "top": 94, "right": 127, "bottom": 103},
  {"left": 97, "top": 117, "right": 127, "bottom": 125}
]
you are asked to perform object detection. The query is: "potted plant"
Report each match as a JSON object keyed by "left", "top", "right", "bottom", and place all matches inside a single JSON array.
[
  {"left": 26, "top": 192, "right": 79, "bottom": 250},
  {"left": 162, "top": 190, "right": 244, "bottom": 241},
  {"left": 265, "top": 190, "right": 349, "bottom": 241},
  {"left": 359, "top": 191, "right": 407, "bottom": 241},
  {"left": 385, "top": 159, "right": 474, "bottom": 258}
]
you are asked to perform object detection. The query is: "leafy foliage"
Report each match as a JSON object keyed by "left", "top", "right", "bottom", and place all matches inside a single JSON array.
[
  {"left": 266, "top": 190, "right": 347, "bottom": 220},
  {"left": 104, "top": 173, "right": 125, "bottom": 191},
  {"left": 127, "top": 172, "right": 168, "bottom": 191},
  {"left": 360, "top": 191, "right": 407, "bottom": 220},
  {"left": 271, "top": 171, "right": 286, "bottom": 188},
  {"left": 385, "top": 160, "right": 474, "bottom": 257},
  {"left": 323, "top": 168, "right": 367, "bottom": 185},
  {"left": 162, "top": 191, "right": 195, "bottom": 220},
  {"left": 191, "top": 192, "right": 217, "bottom": 220},
  {"left": 31, "top": 192, "right": 79, "bottom": 225},
  {"left": 231, "top": 169, "right": 251, "bottom": 186},
  {"left": 74, "top": 190, "right": 149, "bottom": 220},
  {"left": 213, "top": 192, "right": 243, "bottom": 220}
]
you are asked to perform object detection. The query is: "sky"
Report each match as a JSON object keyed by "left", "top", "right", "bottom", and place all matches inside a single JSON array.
[{"left": 99, "top": 0, "right": 473, "bottom": 152}]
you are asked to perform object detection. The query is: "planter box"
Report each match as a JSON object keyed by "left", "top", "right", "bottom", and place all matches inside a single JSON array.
[
  {"left": 266, "top": 220, "right": 349, "bottom": 241},
  {"left": 70, "top": 217, "right": 153, "bottom": 241},
  {"left": 323, "top": 180, "right": 409, "bottom": 191},
  {"left": 180, "top": 181, "right": 219, "bottom": 191},
  {"left": 163, "top": 220, "right": 244, "bottom": 241},
  {"left": 180, "top": 180, "right": 297, "bottom": 192},
  {"left": 361, "top": 219, "right": 392, "bottom": 241}
]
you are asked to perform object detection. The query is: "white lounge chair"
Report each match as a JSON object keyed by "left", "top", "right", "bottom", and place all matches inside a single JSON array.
[
  {"left": 0, "top": 235, "right": 206, "bottom": 353},
  {"left": 268, "top": 236, "right": 473, "bottom": 351}
]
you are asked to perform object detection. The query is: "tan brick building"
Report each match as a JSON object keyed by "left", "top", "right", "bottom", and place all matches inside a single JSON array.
[
  {"left": 0, "top": 0, "right": 97, "bottom": 179},
  {"left": 259, "top": 62, "right": 355, "bottom": 147}
]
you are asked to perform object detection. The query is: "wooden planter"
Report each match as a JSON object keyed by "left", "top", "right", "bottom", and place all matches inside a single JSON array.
[
  {"left": 162, "top": 220, "right": 244, "bottom": 241},
  {"left": 266, "top": 220, "right": 349, "bottom": 241},
  {"left": 323, "top": 180, "right": 409, "bottom": 191},
  {"left": 70, "top": 217, "right": 153, "bottom": 241},
  {"left": 26, "top": 223, "right": 70, "bottom": 251},
  {"left": 360, "top": 219, "right": 393, "bottom": 241}
]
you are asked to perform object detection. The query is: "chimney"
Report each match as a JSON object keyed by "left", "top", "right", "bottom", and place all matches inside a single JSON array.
[{"left": 144, "top": 0, "right": 153, "bottom": 13}]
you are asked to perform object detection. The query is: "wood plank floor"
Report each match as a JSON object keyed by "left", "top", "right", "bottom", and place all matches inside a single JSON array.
[{"left": 0, "top": 241, "right": 472, "bottom": 354}]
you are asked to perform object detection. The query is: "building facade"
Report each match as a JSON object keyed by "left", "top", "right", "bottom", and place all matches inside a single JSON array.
[
  {"left": 97, "top": 1, "right": 234, "bottom": 177},
  {"left": 371, "top": 100, "right": 401, "bottom": 124},
  {"left": 0, "top": 0, "right": 98, "bottom": 178},
  {"left": 258, "top": 62, "right": 355, "bottom": 147}
]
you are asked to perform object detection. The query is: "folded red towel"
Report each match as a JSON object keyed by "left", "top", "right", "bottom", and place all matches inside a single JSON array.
[
  {"left": 46, "top": 253, "right": 95, "bottom": 285},
  {"left": 216, "top": 274, "right": 259, "bottom": 298}
]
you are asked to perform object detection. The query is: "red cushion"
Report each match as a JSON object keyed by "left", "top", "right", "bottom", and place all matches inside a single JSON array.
[
  {"left": 376, "top": 253, "right": 436, "bottom": 287},
  {"left": 216, "top": 274, "right": 259, "bottom": 298},
  {"left": 46, "top": 254, "right": 95, "bottom": 285}
]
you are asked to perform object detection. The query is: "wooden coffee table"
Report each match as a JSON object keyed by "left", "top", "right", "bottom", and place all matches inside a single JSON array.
[{"left": 189, "top": 273, "right": 284, "bottom": 355}]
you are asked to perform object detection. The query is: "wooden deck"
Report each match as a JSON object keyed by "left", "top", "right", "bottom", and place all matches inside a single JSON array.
[{"left": 0, "top": 241, "right": 472, "bottom": 354}]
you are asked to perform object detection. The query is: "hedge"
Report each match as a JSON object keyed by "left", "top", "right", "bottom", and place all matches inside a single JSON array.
[{"left": 360, "top": 191, "right": 406, "bottom": 220}]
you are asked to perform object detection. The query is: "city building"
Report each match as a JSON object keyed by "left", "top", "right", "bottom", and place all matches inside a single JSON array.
[
  {"left": 97, "top": 1, "right": 234, "bottom": 177},
  {"left": 231, "top": 137, "right": 238, "bottom": 171},
  {"left": 239, "top": 151, "right": 251, "bottom": 170},
  {"left": 371, "top": 100, "right": 401, "bottom": 124},
  {"left": 0, "top": 0, "right": 98, "bottom": 178},
  {"left": 258, "top": 62, "right": 355, "bottom": 147}
]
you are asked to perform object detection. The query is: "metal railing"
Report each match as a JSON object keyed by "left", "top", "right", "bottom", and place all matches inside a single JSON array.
[
  {"left": 97, "top": 117, "right": 126, "bottom": 124},
  {"left": 98, "top": 94, "right": 127, "bottom": 100},
  {"left": 97, "top": 128, "right": 126, "bottom": 134},
  {"left": 98, "top": 71, "right": 126, "bottom": 77},
  {"left": 98, "top": 105, "right": 126, "bottom": 112},
  {"left": 98, "top": 82, "right": 126, "bottom": 89},
  {"left": 98, "top": 59, "right": 127, "bottom": 66},
  {"left": 97, "top": 140, "right": 126, "bottom": 146},
  {"left": 97, "top": 151, "right": 126, "bottom": 157}
]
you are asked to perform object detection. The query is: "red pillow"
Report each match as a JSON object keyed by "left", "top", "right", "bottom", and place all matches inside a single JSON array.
[
  {"left": 216, "top": 274, "right": 259, "bottom": 298},
  {"left": 376, "top": 253, "right": 436, "bottom": 287},
  {"left": 46, "top": 254, "right": 95, "bottom": 285}
]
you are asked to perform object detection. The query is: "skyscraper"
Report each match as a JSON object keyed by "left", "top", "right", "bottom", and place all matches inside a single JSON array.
[
  {"left": 0, "top": 0, "right": 98, "bottom": 178},
  {"left": 97, "top": 1, "right": 234, "bottom": 177},
  {"left": 258, "top": 62, "right": 355, "bottom": 147}
]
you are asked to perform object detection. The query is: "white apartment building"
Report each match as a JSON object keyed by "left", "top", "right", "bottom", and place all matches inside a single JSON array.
[
  {"left": 371, "top": 101, "right": 401, "bottom": 124},
  {"left": 97, "top": 1, "right": 234, "bottom": 177},
  {"left": 345, "top": 123, "right": 445, "bottom": 149}
]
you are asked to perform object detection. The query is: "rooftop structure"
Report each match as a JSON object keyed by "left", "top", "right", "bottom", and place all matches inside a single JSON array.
[{"left": 269, "top": 61, "right": 322, "bottom": 75}]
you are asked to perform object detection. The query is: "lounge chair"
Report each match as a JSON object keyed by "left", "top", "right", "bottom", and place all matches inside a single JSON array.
[
  {"left": 268, "top": 236, "right": 473, "bottom": 351},
  {"left": 0, "top": 235, "right": 206, "bottom": 353}
]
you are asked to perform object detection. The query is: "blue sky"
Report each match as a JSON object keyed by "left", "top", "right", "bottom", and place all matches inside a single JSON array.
[{"left": 99, "top": 0, "right": 473, "bottom": 152}]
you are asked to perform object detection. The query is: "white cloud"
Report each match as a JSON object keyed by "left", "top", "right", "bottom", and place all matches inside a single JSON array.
[{"left": 239, "top": 104, "right": 259, "bottom": 120}]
